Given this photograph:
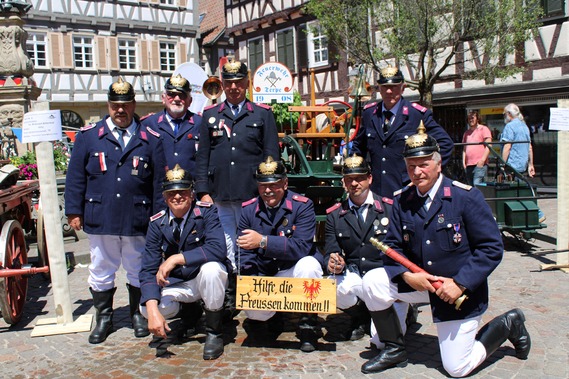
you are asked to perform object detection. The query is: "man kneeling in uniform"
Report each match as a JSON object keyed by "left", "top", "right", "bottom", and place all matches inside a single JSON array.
[
  {"left": 325, "top": 156, "right": 409, "bottom": 343},
  {"left": 236, "top": 157, "right": 324, "bottom": 352},
  {"left": 360, "top": 125, "right": 530, "bottom": 377},
  {"left": 139, "top": 164, "right": 229, "bottom": 360}
]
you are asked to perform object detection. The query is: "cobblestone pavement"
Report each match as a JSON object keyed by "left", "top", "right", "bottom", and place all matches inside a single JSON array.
[{"left": 1, "top": 199, "right": 568, "bottom": 379}]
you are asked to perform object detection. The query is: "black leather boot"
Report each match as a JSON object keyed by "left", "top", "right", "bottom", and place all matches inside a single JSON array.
[
  {"left": 222, "top": 273, "right": 240, "bottom": 322},
  {"left": 298, "top": 313, "right": 319, "bottom": 352},
  {"left": 342, "top": 300, "right": 370, "bottom": 341},
  {"left": 361, "top": 306, "right": 408, "bottom": 374},
  {"left": 126, "top": 284, "right": 150, "bottom": 338},
  {"left": 203, "top": 309, "right": 224, "bottom": 360},
  {"left": 89, "top": 287, "right": 116, "bottom": 344},
  {"left": 476, "top": 308, "right": 531, "bottom": 360},
  {"left": 178, "top": 301, "right": 203, "bottom": 338}
]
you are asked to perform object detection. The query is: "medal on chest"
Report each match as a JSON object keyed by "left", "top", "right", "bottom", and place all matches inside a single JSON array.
[
  {"left": 453, "top": 223, "right": 462, "bottom": 244},
  {"left": 132, "top": 156, "right": 139, "bottom": 175}
]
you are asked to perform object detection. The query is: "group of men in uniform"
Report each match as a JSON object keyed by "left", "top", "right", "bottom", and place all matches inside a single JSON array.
[{"left": 65, "top": 61, "right": 531, "bottom": 376}]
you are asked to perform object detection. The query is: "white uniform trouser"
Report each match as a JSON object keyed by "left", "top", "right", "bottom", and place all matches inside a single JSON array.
[
  {"left": 337, "top": 268, "right": 407, "bottom": 349},
  {"left": 140, "top": 262, "right": 228, "bottom": 319},
  {"left": 216, "top": 201, "right": 242, "bottom": 270},
  {"left": 362, "top": 268, "right": 487, "bottom": 378},
  {"left": 87, "top": 234, "right": 145, "bottom": 291},
  {"left": 245, "top": 256, "right": 323, "bottom": 321}
]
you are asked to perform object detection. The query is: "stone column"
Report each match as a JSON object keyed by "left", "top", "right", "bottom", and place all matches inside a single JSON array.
[{"left": 0, "top": 1, "right": 41, "bottom": 157}]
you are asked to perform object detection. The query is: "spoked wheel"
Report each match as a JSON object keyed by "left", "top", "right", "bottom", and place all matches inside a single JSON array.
[
  {"left": 36, "top": 203, "right": 50, "bottom": 280},
  {"left": 0, "top": 220, "right": 29, "bottom": 324}
]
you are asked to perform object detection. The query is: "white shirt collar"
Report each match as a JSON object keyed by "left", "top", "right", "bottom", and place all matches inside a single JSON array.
[{"left": 416, "top": 174, "right": 443, "bottom": 203}]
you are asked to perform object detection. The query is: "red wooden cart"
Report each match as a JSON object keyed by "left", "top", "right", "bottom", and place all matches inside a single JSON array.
[{"left": 0, "top": 179, "right": 49, "bottom": 324}]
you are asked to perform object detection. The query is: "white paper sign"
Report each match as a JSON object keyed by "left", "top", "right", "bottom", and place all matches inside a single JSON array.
[
  {"left": 22, "top": 110, "right": 62, "bottom": 143},
  {"left": 549, "top": 108, "right": 569, "bottom": 131}
]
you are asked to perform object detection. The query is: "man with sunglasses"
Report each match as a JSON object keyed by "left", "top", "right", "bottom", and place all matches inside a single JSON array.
[
  {"left": 139, "top": 164, "right": 229, "bottom": 360},
  {"left": 236, "top": 157, "right": 323, "bottom": 352},
  {"left": 65, "top": 77, "right": 167, "bottom": 344},
  {"left": 142, "top": 74, "right": 201, "bottom": 176},
  {"left": 195, "top": 59, "right": 279, "bottom": 321}
]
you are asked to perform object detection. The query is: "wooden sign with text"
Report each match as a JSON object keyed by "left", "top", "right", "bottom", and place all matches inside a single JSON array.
[{"left": 236, "top": 276, "right": 337, "bottom": 314}]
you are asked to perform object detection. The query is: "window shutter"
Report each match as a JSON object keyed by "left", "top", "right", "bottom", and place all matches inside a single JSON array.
[
  {"left": 177, "top": 0, "right": 187, "bottom": 8},
  {"left": 178, "top": 42, "right": 187, "bottom": 65},
  {"left": 139, "top": 39, "right": 149, "bottom": 71},
  {"left": 150, "top": 40, "right": 160, "bottom": 72},
  {"left": 297, "top": 24, "right": 308, "bottom": 71},
  {"left": 48, "top": 32, "right": 62, "bottom": 68},
  {"left": 61, "top": 34, "right": 74, "bottom": 68},
  {"left": 108, "top": 37, "right": 119, "bottom": 71},
  {"left": 95, "top": 36, "right": 108, "bottom": 70}
]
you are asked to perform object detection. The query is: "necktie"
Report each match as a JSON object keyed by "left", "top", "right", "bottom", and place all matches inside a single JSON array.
[
  {"left": 173, "top": 217, "right": 184, "bottom": 242},
  {"left": 232, "top": 104, "right": 239, "bottom": 117},
  {"left": 173, "top": 119, "right": 182, "bottom": 136},
  {"left": 383, "top": 110, "right": 393, "bottom": 134},
  {"left": 354, "top": 205, "right": 366, "bottom": 227},
  {"left": 117, "top": 128, "right": 127, "bottom": 150}
]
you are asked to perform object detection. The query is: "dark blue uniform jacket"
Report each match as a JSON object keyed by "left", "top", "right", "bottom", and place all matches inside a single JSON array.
[
  {"left": 324, "top": 192, "right": 393, "bottom": 277},
  {"left": 382, "top": 176, "right": 503, "bottom": 322},
  {"left": 65, "top": 117, "right": 167, "bottom": 236},
  {"left": 194, "top": 100, "right": 279, "bottom": 202},
  {"left": 139, "top": 201, "right": 228, "bottom": 305},
  {"left": 141, "top": 110, "right": 201, "bottom": 175},
  {"left": 238, "top": 190, "right": 322, "bottom": 276},
  {"left": 352, "top": 98, "right": 454, "bottom": 198}
]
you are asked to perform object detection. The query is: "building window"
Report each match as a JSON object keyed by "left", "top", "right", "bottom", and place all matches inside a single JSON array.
[
  {"left": 277, "top": 29, "right": 295, "bottom": 71},
  {"left": 160, "top": 0, "right": 175, "bottom": 5},
  {"left": 119, "top": 39, "right": 137, "bottom": 70},
  {"left": 160, "top": 41, "right": 176, "bottom": 71},
  {"left": 307, "top": 22, "right": 328, "bottom": 68},
  {"left": 248, "top": 38, "right": 264, "bottom": 74},
  {"left": 541, "top": 0, "right": 566, "bottom": 18},
  {"left": 26, "top": 33, "right": 47, "bottom": 68},
  {"left": 73, "top": 36, "right": 94, "bottom": 68}
]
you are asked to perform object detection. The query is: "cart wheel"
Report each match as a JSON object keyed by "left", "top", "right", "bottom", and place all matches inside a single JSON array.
[
  {"left": 0, "top": 220, "right": 29, "bottom": 324},
  {"left": 36, "top": 204, "right": 50, "bottom": 281}
]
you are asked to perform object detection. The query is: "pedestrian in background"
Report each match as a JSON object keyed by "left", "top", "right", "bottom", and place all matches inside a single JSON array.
[
  {"left": 65, "top": 77, "right": 167, "bottom": 344},
  {"left": 462, "top": 111, "right": 492, "bottom": 185}
]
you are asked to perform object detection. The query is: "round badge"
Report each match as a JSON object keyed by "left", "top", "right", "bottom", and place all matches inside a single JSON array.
[
  {"left": 282, "top": 218, "right": 288, "bottom": 226},
  {"left": 208, "top": 117, "right": 216, "bottom": 124},
  {"left": 381, "top": 217, "right": 389, "bottom": 226}
]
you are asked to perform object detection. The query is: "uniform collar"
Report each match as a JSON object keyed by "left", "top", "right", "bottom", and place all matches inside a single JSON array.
[
  {"left": 168, "top": 209, "right": 190, "bottom": 225},
  {"left": 106, "top": 117, "right": 136, "bottom": 137},
  {"left": 416, "top": 174, "right": 443, "bottom": 203},
  {"left": 347, "top": 190, "right": 374, "bottom": 210},
  {"left": 382, "top": 99, "right": 402, "bottom": 116}
]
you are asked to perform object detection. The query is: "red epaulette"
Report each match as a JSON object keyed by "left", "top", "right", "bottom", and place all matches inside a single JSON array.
[
  {"left": 146, "top": 127, "right": 160, "bottom": 138},
  {"left": 326, "top": 202, "right": 342, "bottom": 214},
  {"left": 242, "top": 197, "right": 258, "bottom": 207},
  {"left": 412, "top": 103, "right": 428, "bottom": 113},
  {"left": 363, "top": 102, "right": 376, "bottom": 110},
  {"left": 139, "top": 112, "right": 155, "bottom": 121},
  {"left": 204, "top": 103, "right": 218, "bottom": 111},
  {"left": 150, "top": 210, "right": 166, "bottom": 222},
  {"left": 80, "top": 123, "right": 96, "bottom": 132},
  {"left": 256, "top": 103, "right": 272, "bottom": 110},
  {"left": 292, "top": 194, "right": 309, "bottom": 203},
  {"left": 382, "top": 197, "right": 393, "bottom": 205},
  {"left": 196, "top": 200, "right": 212, "bottom": 208}
]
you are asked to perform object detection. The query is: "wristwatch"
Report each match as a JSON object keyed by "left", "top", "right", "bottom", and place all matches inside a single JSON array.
[{"left": 259, "top": 235, "right": 267, "bottom": 249}]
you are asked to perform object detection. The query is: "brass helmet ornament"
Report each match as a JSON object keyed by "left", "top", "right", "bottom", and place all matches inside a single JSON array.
[
  {"left": 378, "top": 65, "right": 405, "bottom": 85},
  {"left": 255, "top": 156, "right": 287, "bottom": 183},
  {"left": 221, "top": 58, "right": 248, "bottom": 81},
  {"left": 165, "top": 74, "right": 191, "bottom": 94},
  {"left": 342, "top": 155, "right": 371, "bottom": 176},
  {"left": 403, "top": 121, "right": 440, "bottom": 158},
  {"left": 108, "top": 77, "right": 135, "bottom": 103},
  {"left": 163, "top": 164, "right": 193, "bottom": 192}
]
